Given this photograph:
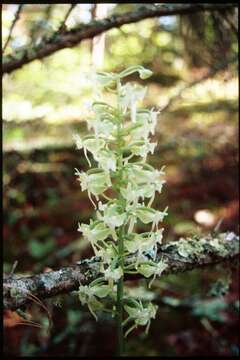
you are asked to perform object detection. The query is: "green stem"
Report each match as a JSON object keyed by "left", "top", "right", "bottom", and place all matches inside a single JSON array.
[
  {"left": 117, "top": 226, "right": 124, "bottom": 356},
  {"left": 116, "top": 77, "right": 125, "bottom": 356}
]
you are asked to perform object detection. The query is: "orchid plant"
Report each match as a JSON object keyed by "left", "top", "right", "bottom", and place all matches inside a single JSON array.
[{"left": 73, "top": 65, "right": 168, "bottom": 355}]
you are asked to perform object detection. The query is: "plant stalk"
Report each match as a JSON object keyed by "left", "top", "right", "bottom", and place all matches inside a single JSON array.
[
  {"left": 116, "top": 227, "right": 124, "bottom": 356},
  {"left": 116, "top": 77, "right": 125, "bottom": 356}
]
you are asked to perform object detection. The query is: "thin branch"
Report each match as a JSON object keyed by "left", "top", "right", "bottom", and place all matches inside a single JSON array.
[
  {"left": 44, "top": 4, "right": 53, "bottom": 21},
  {"left": 58, "top": 4, "right": 76, "bottom": 32},
  {"left": 2, "top": 3, "right": 237, "bottom": 74},
  {"left": 2, "top": 4, "right": 24, "bottom": 54},
  {"left": 3, "top": 232, "right": 239, "bottom": 311},
  {"left": 224, "top": 12, "right": 238, "bottom": 37}
]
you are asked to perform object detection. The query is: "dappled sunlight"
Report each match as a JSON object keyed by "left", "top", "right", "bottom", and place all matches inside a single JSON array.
[
  {"left": 194, "top": 209, "right": 216, "bottom": 227},
  {"left": 3, "top": 3, "right": 238, "bottom": 358}
]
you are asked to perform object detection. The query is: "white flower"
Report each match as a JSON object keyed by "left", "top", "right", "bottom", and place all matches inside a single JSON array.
[
  {"left": 120, "top": 183, "right": 142, "bottom": 203},
  {"left": 95, "top": 71, "right": 116, "bottom": 87},
  {"left": 148, "top": 229, "right": 164, "bottom": 258},
  {"left": 74, "top": 168, "right": 111, "bottom": 198},
  {"left": 124, "top": 301, "right": 158, "bottom": 335},
  {"left": 89, "top": 118, "right": 116, "bottom": 138},
  {"left": 151, "top": 207, "right": 168, "bottom": 230},
  {"left": 75, "top": 169, "right": 88, "bottom": 191},
  {"left": 130, "top": 121, "right": 153, "bottom": 141},
  {"left": 98, "top": 202, "right": 126, "bottom": 230},
  {"left": 149, "top": 108, "right": 160, "bottom": 131},
  {"left": 127, "top": 164, "right": 153, "bottom": 184},
  {"left": 97, "top": 245, "right": 116, "bottom": 264},
  {"left": 73, "top": 134, "right": 83, "bottom": 149},
  {"left": 94, "top": 149, "right": 117, "bottom": 171},
  {"left": 119, "top": 83, "right": 146, "bottom": 120},
  {"left": 78, "top": 220, "right": 111, "bottom": 254},
  {"left": 79, "top": 282, "right": 111, "bottom": 319},
  {"left": 129, "top": 140, "right": 157, "bottom": 160},
  {"left": 83, "top": 137, "right": 105, "bottom": 154},
  {"left": 121, "top": 165, "right": 165, "bottom": 204},
  {"left": 73, "top": 134, "right": 105, "bottom": 166},
  {"left": 129, "top": 109, "right": 159, "bottom": 140},
  {"left": 137, "top": 259, "right": 168, "bottom": 287},
  {"left": 136, "top": 206, "right": 168, "bottom": 230},
  {"left": 125, "top": 229, "right": 164, "bottom": 261},
  {"left": 104, "top": 266, "right": 123, "bottom": 283}
]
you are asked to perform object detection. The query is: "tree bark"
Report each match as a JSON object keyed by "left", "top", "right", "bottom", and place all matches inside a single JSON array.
[
  {"left": 2, "top": 4, "right": 237, "bottom": 74},
  {"left": 3, "top": 232, "right": 239, "bottom": 311}
]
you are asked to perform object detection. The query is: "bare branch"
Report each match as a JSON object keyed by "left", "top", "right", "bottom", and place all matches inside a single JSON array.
[
  {"left": 224, "top": 12, "right": 239, "bottom": 37},
  {"left": 2, "top": 4, "right": 237, "bottom": 74},
  {"left": 3, "top": 232, "right": 239, "bottom": 311},
  {"left": 2, "top": 4, "right": 24, "bottom": 54},
  {"left": 58, "top": 4, "right": 76, "bottom": 32}
]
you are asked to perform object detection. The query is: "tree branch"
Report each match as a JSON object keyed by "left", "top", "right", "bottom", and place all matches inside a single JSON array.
[
  {"left": 58, "top": 4, "right": 76, "bottom": 32},
  {"left": 3, "top": 232, "right": 239, "bottom": 311},
  {"left": 2, "top": 4, "right": 24, "bottom": 54},
  {"left": 2, "top": 4, "right": 237, "bottom": 74}
]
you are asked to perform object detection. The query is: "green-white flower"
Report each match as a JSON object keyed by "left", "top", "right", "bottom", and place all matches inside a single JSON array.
[
  {"left": 125, "top": 164, "right": 165, "bottom": 202},
  {"left": 79, "top": 282, "right": 111, "bottom": 319},
  {"left": 89, "top": 118, "right": 116, "bottom": 139},
  {"left": 73, "top": 134, "right": 105, "bottom": 166},
  {"left": 125, "top": 229, "right": 164, "bottom": 260},
  {"left": 104, "top": 266, "right": 123, "bottom": 284},
  {"left": 129, "top": 140, "right": 157, "bottom": 160},
  {"left": 124, "top": 301, "right": 158, "bottom": 336},
  {"left": 98, "top": 202, "right": 127, "bottom": 230},
  {"left": 78, "top": 220, "right": 111, "bottom": 254},
  {"left": 95, "top": 72, "right": 116, "bottom": 87},
  {"left": 136, "top": 205, "right": 168, "bottom": 230},
  {"left": 75, "top": 168, "right": 111, "bottom": 200},
  {"left": 119, "top": 83, "right": 146, "bottom": 121},
  {"left": 137, "top": 259, "right": 168, "bottom": 287},
  {"left": 73, "top": 66, "right": 168, "bottom": 341},
  {"left": 94, "top": 149, "right": 117, "bottom": 172},
  {"left": 97, "top": 244, "right": 116, "bottom": 264}
]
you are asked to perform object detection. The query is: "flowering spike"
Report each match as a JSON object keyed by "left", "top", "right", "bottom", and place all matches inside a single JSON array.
[{"left": 73, "top": 66, "right": 168, "bottom": 344}]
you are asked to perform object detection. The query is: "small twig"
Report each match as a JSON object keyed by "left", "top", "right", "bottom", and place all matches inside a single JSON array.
[
  {"left": 59, "top": 4, "right": 76, "bottom": 32},
  {"left": 9, "top": 260, "right": 18, "bottom": 277},
  {"left": 2, "top": 4, "right": 24, "bottom": 54},
  {"left": 12, "top": 321, "right": 44, "bottom": 329},
  {"left": 224, "top": 13, "right": 238, "bottom": 37},
  {"left": 214, "top": 218, "right": 223, "bottom": 233},
  {"left": 25, "top": 292, "right": 53, "bottom": 333},
  {"left": 44, "top": 4, "right": 53, "bottom": 22}
]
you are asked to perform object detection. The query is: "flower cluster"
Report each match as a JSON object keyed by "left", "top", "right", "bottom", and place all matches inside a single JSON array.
[{"left": 74, "top": 65, "right": 168, "bottom": 335}]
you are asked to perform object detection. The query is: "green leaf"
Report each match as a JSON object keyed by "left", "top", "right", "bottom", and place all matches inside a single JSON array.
[{"left": 28, "top": 238, "right": 55, "bottom": 259}]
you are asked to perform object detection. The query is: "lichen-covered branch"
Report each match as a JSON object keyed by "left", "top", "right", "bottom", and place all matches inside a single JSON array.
[
  {"left": 3, "top": 232, "right": 239, "bottom": 311},
  {"left": 2, "top": 4, "right": 236, "bottom": 74}
]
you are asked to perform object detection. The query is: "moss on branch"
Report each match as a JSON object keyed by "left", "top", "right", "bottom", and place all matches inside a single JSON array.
[{"left": 3, "top": 232, "right": 239, "bottom": 311}]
